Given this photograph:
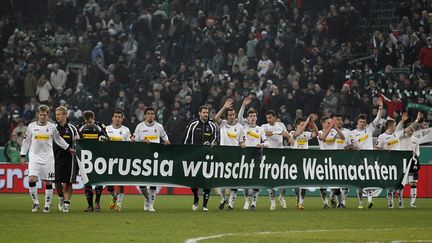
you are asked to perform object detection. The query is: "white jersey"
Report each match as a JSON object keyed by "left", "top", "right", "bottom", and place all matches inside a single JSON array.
[
  {"left": 290, "top": 130, "right": 313, "bottom": 149},
  {"left": 106, "top": 125, "right": 131, "bottom": 141},
  {"left": 376, "top": 130, "right": 404, "bottom": 150},
  {"left": 21, "top": 121, "right": 69, "bottom": 164},
  {"left": 262, "top": 122, "right": 287, "bottom": 148},
  {"left": 318, "top": 129, "right": 338, "bottom": 150},
  {"left": 219, "top": 120, "right": 244, "bottom": 146},
  {"left": 350, "top": 111, "right": 382, "bottom": 150},
  {"left": 335, "top": 128, "right": 351, "bottom": 150},
  {"left": 134, "top": 121, "right": 168, "bottom": 143},
  {"left": 243, "top": 123, "right": 266, "bottom": 147},
  {"left": 399, "top": 135, "right": 420, "bottom": 156}
]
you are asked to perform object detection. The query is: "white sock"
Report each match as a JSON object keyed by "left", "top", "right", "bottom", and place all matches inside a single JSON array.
[
  {"left": 279, "top": 189, "right": 286, "bottom": 199},
  {"left": 117, "top": 193, "right": 124, "bottom": 205},
  {"left": 45, "top": 189, "right": 53, "bottom": 208},
  {"left": 367, "top": 190, "right": 373, "bottom": 203},
  {"left": 387, "top": 190, "right": 394, "bottom": 205},
  {"left": 269, "top": 189, "right": 275, "bottom": 200},
  {"left": 341, "top": 189, "right": 347, "bottom": 205},
  {"left": 251, "top": 191, "right": 259, "bottom": 206},
  {"left": 29, "top": 185, "right": 39, "bottom": 205},
  {"left": 357, "top": 189, "right": 363, "bottom": 205},
  {"left": 220, "top": 189, "right": 226, "bottom": 202},
  {"left": 398, "top": 189, "right": 403, "bottom": 204},
  {"left": 229, "top": 190, "right": 237, "bottom": 206},
  {"left": 299, "top": 192, "right": 305, "bottom": 205},
  {"left": 410, "top": 188, "right": 417, "bottom": 205},
  {"left": 149, "top": 189, "right": 156, "bottom": 206}
]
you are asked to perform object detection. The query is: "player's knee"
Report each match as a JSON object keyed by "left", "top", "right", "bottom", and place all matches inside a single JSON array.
[
  {"left": 46, "top": 183, "right": 53, "bottom": 189},
  {"left": 29, "top": 176, "right": 38, "bottom": 183}
]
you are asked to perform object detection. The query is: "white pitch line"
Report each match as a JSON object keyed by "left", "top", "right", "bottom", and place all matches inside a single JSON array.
[{"left": 185, "top": 228, "right": 431, "bottom": 243}]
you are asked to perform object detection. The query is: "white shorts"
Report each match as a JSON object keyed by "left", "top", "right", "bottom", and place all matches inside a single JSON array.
[
  {"left": 408, "top": 174, "right": 418, "bottom": 183},
  {"left": 28, "top": 162, "right": 55, "bottom": 181}
]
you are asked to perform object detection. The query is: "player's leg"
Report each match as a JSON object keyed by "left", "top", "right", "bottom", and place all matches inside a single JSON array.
[
  {"left": 219, "top": 188, "right": 227, "bottom": 210},
  {"left": 94, "top": 185, "right": 103, "bottom": 212},
  {"left": 387, "top": 189, "right": 394, "bottom": 208},
  {"left": 28, "top": 162, "right": 40, "bottom": 212},
  {"left": 40, "top": 162, "right": 55, "bottom": 212},
  {"left": 268, "top": 189, "right": 276, "bottom": 210},
  {"left": 191, "top": 188, "right": 199, "bottom": 211},
  {"left": 250, "top": 189, "right": 259, "bottom": 210},
  {"left": 243, "top": 188, "right": 250, "bottom": 210},
  {"left": 54, "top": 159, "right": 64, "bottom": 211},
  {"left": 202, "top": 188, "right": 210, "bottom": 211},
  {"left": 84, "top": 185, "right": 94, "bottom": 212},
  {"left": 107, "top": 185, "right": 117, "bottom": 209},
  {"left": 116, "top": 186, "right": 124, "bottom": 211},
  {"left": 228, "top": 188, "right": 238, "bottom": 209},
  {"left": 148, "top": 186, "right": 157, "bottom": 211},
  {"left": 397, "top": 188, "right": 404, "bottom": 208},
  {"left": 409, "top": 173, "right": 418, "bottom": 208},
  {"left": 43, "top": 180, "right": 54, "bottom": 212},
  {"left": 63, "top": 182, "right": 73, "bottom": 212},
  {"left": 340, "top": 188, "right": 348, "bottom": 207},
  {"left": 139, "top": 186, "right": 150, "bottom": 211},
  {"left": 356, "top": 188, "right": 364, "bottom": 208},
  {"left": 367, "top": 189, "right": 374, "bottom": 209},
  {"left": 278, "top": 188, "right": 287, "bottom": 209},
  {"left": 320, "top": 188, "right": 329, "bottom": 209}
]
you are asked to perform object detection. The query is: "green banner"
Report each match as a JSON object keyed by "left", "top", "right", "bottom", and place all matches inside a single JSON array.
[
  {"left": 76, "top": 140, "right": 413, "bottom": 189},
  {"left": 406, "top": 103, "right": 432, "bottom": 113}
]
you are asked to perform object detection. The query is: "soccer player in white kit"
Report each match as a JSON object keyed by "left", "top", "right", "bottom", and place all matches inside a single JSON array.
[
  {"left": 334, "top": 114, "right": 352, "bottom": 207},
  {"left": 262, "top": 110, "right": 291, "bottom": 210},
  {"left": 349, "top": 98, "right": 384, "bottom": 209},
  {"left": 215, "top": 98, "right": 246, "bottom": 210},
  {"left": 238, "top": 96, "right": 267, "bottom": 210},
  {"left": 133, "top": 107, "right": 170, "bottom": 212},
  {"left": 106, "top": 110, "right": 131, "bottom": 212},
  {"left": 398, "top": 112, "right": 421, "bottom": 208},
  {"left": 375, "top": 112, "right": 420, "bottom": 208},
  {"left": 20, "top": 105, "right": 75, "bottom": 212},
  {"left": 318, "top": 116, "right": 345, "bottom": 209},
  {"left": 289, "top": 114, "right": 318, "bottom": 210}
]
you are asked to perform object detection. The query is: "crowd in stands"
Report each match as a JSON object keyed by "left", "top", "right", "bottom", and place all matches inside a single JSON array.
[{"left": 1, "top": 0, "right": 432, "bottom": 148}]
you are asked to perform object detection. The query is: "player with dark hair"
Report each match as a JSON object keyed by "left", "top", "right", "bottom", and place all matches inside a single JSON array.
[
  {"left": 134, "top": 107, "right": 170, "bottom": 212},
  {"left": 79, "top": 110, "right": 109, "bottom": 212},
  {"left": 184, "top": 105, "right": 217, "bottom": 212},
  {"left": 105, "top": 110, "right": 132, "bottom": 212}
]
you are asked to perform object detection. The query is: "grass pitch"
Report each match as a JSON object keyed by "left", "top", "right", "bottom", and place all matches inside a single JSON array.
[{"left": 0, "top": 194, "right": 431, "bottom": 242}]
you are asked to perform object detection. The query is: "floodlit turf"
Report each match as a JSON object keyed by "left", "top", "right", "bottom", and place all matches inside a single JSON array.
[{"left": 0, "top": 194, "right": 431, "bottom": 242}]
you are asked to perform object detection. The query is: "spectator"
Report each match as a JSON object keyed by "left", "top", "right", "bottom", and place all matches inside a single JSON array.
[
  {"left": 3, "top": 133, "right": 20, "bottom": 163},
  {"left": 35, "top": 74, "right": 52, "bottom": 104},
  {"left": 50, "top": 63, "right": 67, "bottom": 91}
]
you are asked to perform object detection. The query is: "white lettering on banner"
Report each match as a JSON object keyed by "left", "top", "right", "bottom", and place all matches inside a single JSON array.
[{"left": 79, "top": 150, "right": 403, "bottom": 184}]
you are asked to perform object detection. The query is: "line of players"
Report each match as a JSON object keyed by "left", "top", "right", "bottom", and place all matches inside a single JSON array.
[{"left": 21, "top": 96, "right": 421, "bottom": 213}]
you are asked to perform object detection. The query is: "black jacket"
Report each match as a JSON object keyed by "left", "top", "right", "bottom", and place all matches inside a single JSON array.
[{"left": 183, "top": 118, "right": 217, "bottom": 145}]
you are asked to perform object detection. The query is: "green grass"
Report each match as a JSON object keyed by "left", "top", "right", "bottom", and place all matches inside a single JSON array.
[{"left": 0, "top": 194, "right": 432, "bottom": 242}]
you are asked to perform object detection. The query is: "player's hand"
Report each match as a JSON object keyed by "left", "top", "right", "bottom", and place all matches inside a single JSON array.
[
  {"left": 402, "top": 112, "right": 409, "bottom": 122},
  {"left": 377, "top": 97, "right": 384, "bottom": 108},
  {"left": 224, "top": 98, "right": 233, "bottom": 109},
  {"left": 256, "top": 143, "right": 264, "bottom": 148},
  {"left": 143, "top": 138, "right": 150, "bottom": 144},
  {"left": 281, "top": 131, "right": 290, "bottom": 138},
  {"left": 243, "top": 96, "right": 253, "bottom": 106},
  {"left": 21, "top": 157, "right": 27, "bottom": 166},
  {"left": 240, "top": 142, "right": 246, "bottom": 148},
  {"left": 130, "top": 135, "right": 136, "bottom": 142},
  {"left": 416, "top": 111, "right": 423, "bottom": 122},
  {"left": 164, "top": 140, "right": 171, "bottom": 145},
  {"left": 264, "top": 130, "right": 273, "bottom": 137},
  {"left": 69, "top": 148, "right": 76, "bottom": 155},
  {"left": 310, "top": 114, "right": 318, "bottom": 122}
]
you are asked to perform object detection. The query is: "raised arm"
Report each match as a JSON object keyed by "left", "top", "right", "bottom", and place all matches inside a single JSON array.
[
  {"left": 309, "top": 114, "right": 319, "bottom": 139},
  {"left": 215, "top": 98, "right": 233, "bottom": 125},
  {"left": 371, "top": 98, "right": 384, "bottom": 128},
  {"left": 238, "top": 96, "right": 252, "bottom": 125},
  {"left": 293, "top": 115, "right": 311, "bottom": 138}
]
